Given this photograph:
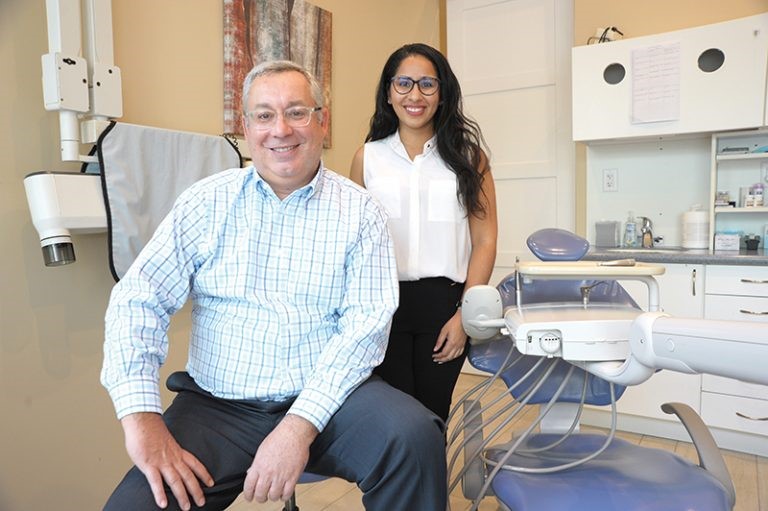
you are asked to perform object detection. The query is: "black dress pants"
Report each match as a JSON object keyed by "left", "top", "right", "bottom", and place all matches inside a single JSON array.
[{"left": 374, "top": 277, "right": 466, "bottom": 421}]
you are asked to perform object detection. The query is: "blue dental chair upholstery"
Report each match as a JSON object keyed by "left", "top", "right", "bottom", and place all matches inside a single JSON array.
[{"left": 452, "top": 228, "right": 735, "bottom": 511}]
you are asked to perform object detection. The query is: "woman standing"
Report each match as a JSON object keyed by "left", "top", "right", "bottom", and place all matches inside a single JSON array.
[{"left": 350, "top": 43, "right": 497, "bottom": 421}]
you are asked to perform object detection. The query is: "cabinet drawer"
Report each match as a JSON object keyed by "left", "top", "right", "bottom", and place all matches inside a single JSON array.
[
  {"left": 704, "top": 294, "right": 768, "bottom": 321},
  {"left": 702, "top": 375, "right": 768, "bottom": 400},
  {"left": 701, "top": 392, "right": 768, "bottom": 436},
  {"left": 705, "top": 265, "right": 768, "bottom": 297}
]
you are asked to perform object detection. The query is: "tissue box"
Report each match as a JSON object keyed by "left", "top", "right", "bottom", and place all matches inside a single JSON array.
[
  {"left": 595, "top": 221, "right": 620, "bottom": 248},
  {"left": 714, "top": 233, "right": 740, "bottom": 251}
]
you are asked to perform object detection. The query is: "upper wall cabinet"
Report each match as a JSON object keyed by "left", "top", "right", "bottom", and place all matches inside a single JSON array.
[{"left": 572, "top": 14, "right": 768, "bottom": 142}]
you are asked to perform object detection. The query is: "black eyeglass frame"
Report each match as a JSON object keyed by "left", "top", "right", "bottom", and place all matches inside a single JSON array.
[{"left": 389, "top": 75, "right": 441, "bottom": 96}]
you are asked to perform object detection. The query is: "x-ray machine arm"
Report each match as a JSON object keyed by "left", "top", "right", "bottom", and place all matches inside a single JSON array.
[{"left": 24, "top": 0, "right": 121, "bottom": 266}]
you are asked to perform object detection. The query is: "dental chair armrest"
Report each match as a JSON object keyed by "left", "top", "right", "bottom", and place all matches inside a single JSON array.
[{"left": 661, "top": 402, "right": 735, "bottom": 507}]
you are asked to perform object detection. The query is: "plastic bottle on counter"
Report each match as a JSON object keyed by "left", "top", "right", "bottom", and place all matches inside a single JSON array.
[{"left": 624, "top": 211, "right": 637, "bottom": 247}]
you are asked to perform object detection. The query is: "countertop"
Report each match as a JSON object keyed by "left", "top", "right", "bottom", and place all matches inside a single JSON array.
[{"left": 583, "top": 246, "right": 768, "bottom": 266}]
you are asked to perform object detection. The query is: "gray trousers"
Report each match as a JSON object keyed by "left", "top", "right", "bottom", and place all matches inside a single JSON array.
[{"left": 103, "top": 373, "right": 447, "bottom": 510}]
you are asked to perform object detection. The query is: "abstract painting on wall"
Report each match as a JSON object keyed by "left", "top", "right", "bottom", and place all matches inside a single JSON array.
[{"left": 223, "top": 0, "right": 332, "bottom": 146}]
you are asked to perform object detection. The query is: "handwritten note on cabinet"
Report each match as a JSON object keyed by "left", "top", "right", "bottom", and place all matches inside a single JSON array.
[{"left": 631, "top": 42, "right": 681, "bottom": 124}]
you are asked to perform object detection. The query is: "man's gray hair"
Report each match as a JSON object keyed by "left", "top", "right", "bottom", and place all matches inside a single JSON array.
[{"left": 242, "top": 60, "right": 325, "bottom": 115}]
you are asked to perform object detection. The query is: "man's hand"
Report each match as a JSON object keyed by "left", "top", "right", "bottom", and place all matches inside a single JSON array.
[
  {"left": 242, "top": 414, "right": 319, "bottom": 503},
  {"left": 121, "top": 412, "right": 214, "bottom": 510},
  {"left": 433, "top": 309, "right": 467, "bottom": 364}
]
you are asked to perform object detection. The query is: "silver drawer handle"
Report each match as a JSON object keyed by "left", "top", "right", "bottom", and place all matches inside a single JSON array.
[
  {"left": 739, "top": 309, "right": 768, "bottom": 316},
  {"left": 740, "top": 278, "right": 768, "bottom": 284},
  {"left": 735, "top": 411, "right": 768, "bottom": 421}
]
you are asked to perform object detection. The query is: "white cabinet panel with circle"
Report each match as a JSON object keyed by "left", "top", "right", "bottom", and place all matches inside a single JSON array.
[{"left": 573, "top": 13, "right": 768, "bottom": 142}]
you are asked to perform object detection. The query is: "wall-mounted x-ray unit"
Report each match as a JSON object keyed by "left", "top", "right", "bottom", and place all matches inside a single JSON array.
[{"left": 25, "top": 0, "right": 121, "bottom": 267}]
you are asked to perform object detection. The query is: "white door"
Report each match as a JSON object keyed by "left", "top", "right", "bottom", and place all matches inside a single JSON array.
[
  {"left": 447, "top": 0, "right": 575, "bottom": 374},
  {"left": 447, "top": 0, "right": 575, "bottom": 286}
]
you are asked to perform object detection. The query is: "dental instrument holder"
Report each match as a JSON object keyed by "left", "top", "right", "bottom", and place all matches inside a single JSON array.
[{"left": 511, "top": 261, "right": 664, "bottom": 384}]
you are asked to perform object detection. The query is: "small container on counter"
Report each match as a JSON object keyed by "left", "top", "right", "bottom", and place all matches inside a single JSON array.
[
  {"left": 595, "top": 220, "right": 620, "bottom": 248},
  {"left": 681, "top": 205, "right": 709, "bottom": 249},
  {"left": 744, "top": 234, "right": 761, "bottom": 251},
  {"left": 714, "top": 232, "right": 741, "bottom": 251}
]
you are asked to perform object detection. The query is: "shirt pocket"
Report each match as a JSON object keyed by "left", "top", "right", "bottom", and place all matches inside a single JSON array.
[
  {"left": 367, "top": 176, "right": 402, "bottom": 219},
  {"left": 428, "top": 179, "right": 461, "bottom": 222}
]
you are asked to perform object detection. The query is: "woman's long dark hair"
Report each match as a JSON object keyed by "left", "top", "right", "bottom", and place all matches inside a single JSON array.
[{"left": 366, "top": 43, "right": 489, "bottom": 216}]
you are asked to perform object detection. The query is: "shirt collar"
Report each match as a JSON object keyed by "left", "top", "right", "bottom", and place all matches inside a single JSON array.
[
  {"left": 387, "top": 131, "right": 438, "bottom": 160},
  {"left": 251, "top": 163, "right": 323, "bottom": 202}
]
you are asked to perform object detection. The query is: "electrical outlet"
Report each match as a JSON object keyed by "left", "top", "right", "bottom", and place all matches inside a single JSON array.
[{"left": 603, "top": 168, "right": 618, "bottom": 192}]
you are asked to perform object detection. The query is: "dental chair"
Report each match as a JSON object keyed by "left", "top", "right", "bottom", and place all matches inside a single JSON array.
[{"left": 447, "top": 228, "right": 737, "bottom": 511}]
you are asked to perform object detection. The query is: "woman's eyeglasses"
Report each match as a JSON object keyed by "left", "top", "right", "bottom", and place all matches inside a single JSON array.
[{"left": 390, "top": 76, "right": 440, "bottom": 96}]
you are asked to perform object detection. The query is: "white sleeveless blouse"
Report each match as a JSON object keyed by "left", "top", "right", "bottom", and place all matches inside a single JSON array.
[{"left": 363, "top": 132, "right": 470, "bottom": 283}]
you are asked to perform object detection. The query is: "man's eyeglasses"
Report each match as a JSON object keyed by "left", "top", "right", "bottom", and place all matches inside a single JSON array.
[
  {"left": 245, "top": 106, "right": 322, "bottom": 130},
  {"left": 390, "top": 75, "right": 440, "bottom": 96}
]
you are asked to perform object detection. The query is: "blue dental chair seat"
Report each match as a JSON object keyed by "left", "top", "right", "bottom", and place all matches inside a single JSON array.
[
  {"left": 454, "top": 228, "right": 735, "bottom": 511},
  {"left": 488, "top": 434, "right": 732, "bottom": 511}
]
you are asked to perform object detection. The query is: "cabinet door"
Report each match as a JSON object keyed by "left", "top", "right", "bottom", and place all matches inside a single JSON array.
[
  {"left": 620, "top": 263, "right": 703, "bottom": 316},
  {"left": 615, "top": 264, "right": 704, "bottom": 419},
  {"left": 573, "top": 14, "right": 768, "bottom": 141}
]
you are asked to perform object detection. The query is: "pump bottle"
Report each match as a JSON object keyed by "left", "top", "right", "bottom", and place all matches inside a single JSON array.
[{"left": 624, "top": 211, "right": 637, "bottom": 247}]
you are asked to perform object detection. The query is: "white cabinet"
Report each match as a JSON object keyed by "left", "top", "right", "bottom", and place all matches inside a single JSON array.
[
  {"left": 573, "top": 13, "right": 768, "bottom": 142},
  {"left": 614, "top": 264, "right": 704, "bottom": 421},
  {"left": 709, "top": 130, "right": 768, "bottom": 249},
  {"left": 702, "top": 265, "right": 768, "bottom": 446}
]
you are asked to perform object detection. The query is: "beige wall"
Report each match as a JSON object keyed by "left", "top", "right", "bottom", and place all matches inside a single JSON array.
[
  {"left": 2, "top": 1, "right": 767, "bottom": 508},
  {"left": 113, "top": 0, "right": 441, "bottom": 173},
  {"left": 573, "top": 0, "right": 768, "bottom": 235},
  {"left": 0, "top": 1, "right": 438, "bottom": 509}
]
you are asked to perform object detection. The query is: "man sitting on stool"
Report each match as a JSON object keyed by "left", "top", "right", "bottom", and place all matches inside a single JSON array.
[{"left": 100, "top": 60, "right": 447, "bottom": 511}]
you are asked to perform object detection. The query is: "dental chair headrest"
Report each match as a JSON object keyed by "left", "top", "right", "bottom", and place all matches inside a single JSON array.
[{"left": 526, "top": 228, "right": 590, "bottom": 262}]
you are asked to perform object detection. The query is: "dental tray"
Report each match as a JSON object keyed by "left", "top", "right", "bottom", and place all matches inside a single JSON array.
[{"left": 517, "top": 260, "right": 665, "bottom": 278}]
